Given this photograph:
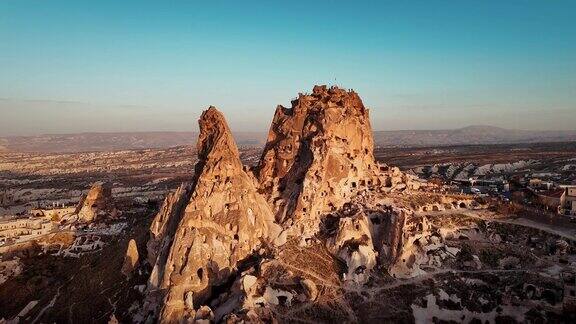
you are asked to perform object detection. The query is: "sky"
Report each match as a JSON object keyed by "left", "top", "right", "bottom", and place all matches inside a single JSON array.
[{"left": 0, "top": 0, "right": 575, "bottom": 136}]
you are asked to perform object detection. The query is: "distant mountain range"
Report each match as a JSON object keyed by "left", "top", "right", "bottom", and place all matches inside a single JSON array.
[
  {"left": 373, "top": 125, "right": 576, "bottom": 147},
  {"left": 1, "top": 126, "right": 575, "bottom": 153},
  {"left": 0, "top": 132, "right": 266, "bottom": 153}
]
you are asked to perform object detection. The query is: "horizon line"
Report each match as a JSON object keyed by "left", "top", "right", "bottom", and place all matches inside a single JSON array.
[{"left": 2, "top": 125, "right": 576, "bottom": 138}]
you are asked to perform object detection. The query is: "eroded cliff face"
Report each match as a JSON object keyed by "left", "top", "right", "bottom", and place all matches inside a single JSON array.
[
  {"left": 147, "top": 183, "right": 192, "bottom": 288},
  {"left": 257, "top": 85, "right": 382, "bottom": 237},
  {"left": 326, "top": 211, "right": 377, "bottom": 285},
  {"left": 155, "top": 107, "right": 279, "bottom": 322}
]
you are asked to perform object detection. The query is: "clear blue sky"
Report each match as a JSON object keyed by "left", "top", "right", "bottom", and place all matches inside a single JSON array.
[{"left": 1, "top": 0, "right": 575, "bottom": 135}]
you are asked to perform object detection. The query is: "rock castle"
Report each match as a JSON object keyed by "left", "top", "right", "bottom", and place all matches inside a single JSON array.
[{"left": 142, "top": 86, "right": 481, "bottom": 323}]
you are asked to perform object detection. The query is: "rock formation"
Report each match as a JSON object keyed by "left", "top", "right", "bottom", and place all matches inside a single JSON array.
[
  {"left": 139, "top": 86, "right": 487, "bottom": 323},
  {"left": 256, "top": 85, "right": 382, "bottom": 237},
  {"left": 326, "top": 211, "right": 377, "bottom": 284},
  {"left": 1, "top": 85, "right": 561, "bottom": 323},
  {"left": 121, "top": 239, "right": 139, "bottom": 277},
  {"left": 147, "top": 183, "right": 192, "bottom": 284},
  {"left": 76, "top": 182, "right": 117, "bottom": 223},
  {"left": 151, "top": 107, "right": 280, "bottom": 322}
]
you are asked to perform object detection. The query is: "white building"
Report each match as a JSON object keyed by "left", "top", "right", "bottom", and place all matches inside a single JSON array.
[{"left": 0, "top": 216, "right": 53, "bottom": 246}]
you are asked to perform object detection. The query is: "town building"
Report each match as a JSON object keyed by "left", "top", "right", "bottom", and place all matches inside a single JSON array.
[
  {"left": 453, "top": 178, "right": 510, "bottom": 196},
  {"left": 560, "top": 185, "right": 576, "bottom": 216},
  {"left": 30, "top": 206, "right": 76, "bottom": 220},
  {"left": 535, "top": 189, "right": 565, "bottom": 212},
  {"left": 529, "top": 178, "right": 554, "bottom": 191},
  {"left": 0, "top": 216, "right": 53, "bottom": 246}
]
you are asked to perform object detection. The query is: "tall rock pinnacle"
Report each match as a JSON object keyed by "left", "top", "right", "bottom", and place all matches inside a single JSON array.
[
  {"left": 256, "top": 85, "right": 382, "bottom": 237},
  {"left": 155, "top": 107, "right": 279, "bottom": 322}
]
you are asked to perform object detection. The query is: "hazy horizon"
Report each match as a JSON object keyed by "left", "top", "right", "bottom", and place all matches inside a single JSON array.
[
  {"left": 1, "top": 1, "right": 575, "bottom": 136},
  {"left": 2, "top": 121, "right": 576, "bottom": 139}
]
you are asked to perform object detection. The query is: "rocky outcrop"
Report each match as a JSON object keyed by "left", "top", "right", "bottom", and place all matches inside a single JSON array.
[
  {"left": 121, "top": 239, "right": 139, "bottom": 277},
  {"left": 300, "top": 278, "right": 318, "bottom": 301},
  {"left": 139, "top": 86, "right": 488, "bottom": 323},
  {"left": 326, "top": 212, "right": 377, "bottom": 285},
  {"left": 156, "top": 107, "right": 280, "bottom": 322},
  {"left": 369, "top": 206, "right": 408, "bottom": 266},
  {"left": 256, "top": 85, "right": 382, "bottom": 237},
  {"left": 147, "top": 183, "right": 192, "bottom": 288},
  {"left": 76, "top": 182, "right": 117, "bottom": 223},
  {"left": 387, "top": 213, "right": 486, "bottom": 278}
]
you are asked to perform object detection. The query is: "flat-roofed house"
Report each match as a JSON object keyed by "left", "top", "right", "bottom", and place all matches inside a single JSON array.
[{"left": 536, "top": 189, "right": 564, "bottom": 212}]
